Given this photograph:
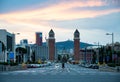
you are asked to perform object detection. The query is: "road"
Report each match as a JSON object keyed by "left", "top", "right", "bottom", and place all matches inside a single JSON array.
[{"left": 0, "top": 63, "right": 120, "bottom": 82}]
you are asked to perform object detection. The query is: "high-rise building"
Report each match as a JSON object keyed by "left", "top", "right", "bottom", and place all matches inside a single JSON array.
[
  {"left": 20, "top": 39, "right": 28, "bottom": 45},
  {"left": 48, "top": 29, "right": 55, "bottom": 61},
  {"left": 36, "top": 32, "right": 42, "bottom": 46},
  {"left": 74, "top": 29, "right": 80, "bottom": 61},
  {"left": 34, "top": 45, "right": 48, "bottom": 62},
  {"left": 0, "top": 29, "right": 15, "bottom": 62}
]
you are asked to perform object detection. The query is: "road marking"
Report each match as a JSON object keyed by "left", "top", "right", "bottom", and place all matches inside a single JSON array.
[
  {"left": 1, "top": 72, "right": 9, "bottom": 75},
  {"left": 1, "top": 64, "right": 120, "bottom": 76}
]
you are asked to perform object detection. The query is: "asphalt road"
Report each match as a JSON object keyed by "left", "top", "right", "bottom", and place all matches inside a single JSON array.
[{"left": 0, "top": 63, "right": 120, "bottom": 82}]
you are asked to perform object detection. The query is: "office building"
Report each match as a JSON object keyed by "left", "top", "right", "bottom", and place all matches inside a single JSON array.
[
  {"left": 0, "top": 29, "right": 15, "bottom": 62},
  {"left": 36, "top": 32, "right": 42, "bottom": 46},
  {"left": 34, "top": 45, "right": 49, "bottom": 62},
  {"left": 20, "top": 39, "right": 28, "bottom": 45}
]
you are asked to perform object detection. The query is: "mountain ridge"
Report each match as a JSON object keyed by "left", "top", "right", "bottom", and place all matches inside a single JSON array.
[{"left": 43, "top": 40, "right": 93, "bottom": 49}]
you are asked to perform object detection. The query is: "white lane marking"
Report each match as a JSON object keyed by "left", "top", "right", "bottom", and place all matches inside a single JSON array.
[{"left": 1, "top": 72, "right": 9, "bottom": 75}]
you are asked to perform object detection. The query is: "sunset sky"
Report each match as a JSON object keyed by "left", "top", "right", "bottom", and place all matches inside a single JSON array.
[{"left": 0, "top": 0, "right": 120, "bottom": 45}]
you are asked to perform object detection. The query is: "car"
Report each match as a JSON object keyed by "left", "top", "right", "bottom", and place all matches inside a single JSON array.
[
  {"left": 81, "top": 64, "right": 85, "bottom": 67},
  {"left": 47, "top": 61, "right": 52, "bottom": 66},
  {"left": 85, "top": 64, "right": 93, "bottom": 68},
  {"left": 55, "top": 64, "right": 59, "bottom": 68},
  {"left": 27, "top": 64, "right": 36, "bottom": 68},
  {"left": 91, "top": 64, "right": 99, "bottom": 69}
]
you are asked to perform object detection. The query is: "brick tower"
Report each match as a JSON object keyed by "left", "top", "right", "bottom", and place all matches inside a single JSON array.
[
  {"left": 74, "top": 29, "right": 80, "bottom": 61},
  {"left": 48, "top": 29, "right": 55, "bottom": 61}
]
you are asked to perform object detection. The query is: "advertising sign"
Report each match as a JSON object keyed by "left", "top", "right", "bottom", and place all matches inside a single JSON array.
[{"left": 9, "top": 52, "right": 14, "bottom": 59}]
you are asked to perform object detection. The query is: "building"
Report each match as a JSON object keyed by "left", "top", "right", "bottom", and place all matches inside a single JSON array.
[
  {"left": 16, "top": 39, "right": 32, "bottom": 63},
  {"left": 31, "top": 30, "right": 56, "bottom": 62},
  {"left": 105, "top": 42, "right": 120, "bottom": 63},
  {"left": 36, "top": 32, "right": 42, "bottom": 46},
  {"left": 80, "top": 49, "right": 93, "bottom": 63},
  {"left": 74, "top": 29, "right": 80, "bottom": 61},
  {"left": 33, "top": 29, "right": 56, "bottom": 62},
  {"left": 48, "top": 29, "right": 56, "bottom": 61},
  {"left": 20, "top": 39, "right": 28, "bottom": 45},
  {"left": 0, "top": 29, "right": 15, "bottom": 62},
  {"left": 34, "top": 45, "right": 48, "bottom": 62}
]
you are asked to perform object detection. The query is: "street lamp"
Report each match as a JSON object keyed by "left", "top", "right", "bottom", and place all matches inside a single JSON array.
[
  {"left": 106, "top": 33, "right": 114, "bottom": 62},
  {"left": 14, "top": 33, "right": 20, "bottom": 64},
  {"left": 14, "top": 33, "right": 20, "bottom": 44}
]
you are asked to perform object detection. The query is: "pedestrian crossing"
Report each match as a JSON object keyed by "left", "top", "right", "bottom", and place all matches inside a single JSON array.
[
  {"left": 0, "top": 67, "right": 119, "bottom": 76},
  {"left": 0, "top": 63, "right": 120, "bottom": 76}
]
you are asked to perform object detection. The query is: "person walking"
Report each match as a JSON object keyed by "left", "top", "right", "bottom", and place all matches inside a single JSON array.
[
  {"left": 61, "top": 55, "right": 67, "bottom": 69},
  {"left": 62, "top": 62, "right": 65, "bottom": 69}
]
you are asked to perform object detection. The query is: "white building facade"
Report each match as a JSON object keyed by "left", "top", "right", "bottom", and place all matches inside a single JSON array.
[{"left": 0, "top": 29, "right": 15, "bottom": 62}]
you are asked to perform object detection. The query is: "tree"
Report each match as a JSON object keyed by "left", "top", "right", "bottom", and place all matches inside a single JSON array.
[
  {"left": 92, "top": 52, "right": 96, "bottom": 64},
  {"left": 31, "top": 50, "right": 35, "bottom": 62},
  {"left": 66, "top": 54, "right": 69, "bottom": 60},
  {"left": 16, "top": 47, "right": 27, "bottom": 54},
  {"left": 58, "top": 55, "right": 62, "bottom": 61},
  {"left": 0, "top": 41, "right": 6, "bottom": 63},
  {"left": 62, "top": 55, "right": 67, "bottom": 63},
  {"left": 0, "top": 41, "right": 6, "bottom": 52},
  {"left": 16, "top": 47, "right": 27, "bottom": 63}
]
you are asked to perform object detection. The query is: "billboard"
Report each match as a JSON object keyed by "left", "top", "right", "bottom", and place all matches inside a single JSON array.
[{"left": 9, "top": 52, "right": 14, "bottom": 59}]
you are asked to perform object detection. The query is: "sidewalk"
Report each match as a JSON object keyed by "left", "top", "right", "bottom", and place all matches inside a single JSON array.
[
  {"left": 0, "top": 65, "right": 27, "bottom": 72},
  {"left": 99, "top": 64, "right": 120, "bottom": 72}
]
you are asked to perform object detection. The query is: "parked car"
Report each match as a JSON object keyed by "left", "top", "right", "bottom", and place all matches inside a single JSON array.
[
  {"left": 85, "top": 64, "right": 93, "bottom": 68},
  {"left": 55, "top": 64, "right": 59, "bottom": 68},
  {"left": 91, "top": 64, "right": 99, "bottom": 69}
]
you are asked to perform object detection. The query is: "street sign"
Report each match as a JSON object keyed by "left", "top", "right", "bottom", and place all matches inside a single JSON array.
[{"left": 9, "top": 52, "right": 14, "bottom": 59}]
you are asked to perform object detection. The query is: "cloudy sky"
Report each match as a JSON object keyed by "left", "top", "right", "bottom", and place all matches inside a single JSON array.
[{"left": 0, "top": 0, "right": 120, "bottom": 45}]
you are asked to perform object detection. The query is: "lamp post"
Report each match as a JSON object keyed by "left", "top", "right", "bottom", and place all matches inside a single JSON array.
[
  {"left": 14, "top": 33, "right": 20, "bottom": 64},
  {"left": 106, "top": 33, "right": 114, "bottom": 62},
  {"left": 29, "top": 41, "right": 32, "bottom": 62}
]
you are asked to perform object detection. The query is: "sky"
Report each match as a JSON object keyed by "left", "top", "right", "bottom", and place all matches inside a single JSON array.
[{"left": 0, "top": 0, "right": 120, "bottom": 45}]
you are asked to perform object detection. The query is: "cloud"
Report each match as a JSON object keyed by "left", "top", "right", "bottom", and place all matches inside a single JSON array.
[
  {"left": 0, "top": 0, "right": 107, "bottom": 22},
  {"left": 0, "top": 0, "right": 120, "bottom": 31},
  {"left": 0, "top": 0, "right": 120, "bottom": 44}
]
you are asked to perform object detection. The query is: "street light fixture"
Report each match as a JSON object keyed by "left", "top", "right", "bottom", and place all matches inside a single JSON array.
[
  {"left": 106, "top": 33, "right": 114, "bottom": 62},
  {"left": 14, "top": 33, "right": 20, "bottom": 64}
]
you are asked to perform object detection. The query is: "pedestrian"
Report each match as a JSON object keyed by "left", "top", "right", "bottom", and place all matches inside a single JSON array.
[
  {"left": 61, "top": 55, "right": 67, "bottom": 69},
  {"left": 62, "top": 63, "right": 65, "bottom": 69}
]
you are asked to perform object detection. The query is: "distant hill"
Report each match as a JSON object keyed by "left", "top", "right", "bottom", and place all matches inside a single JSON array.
[
  {"left": 56, "top": 40, "right": 92, "bottom": 49},
  {"left": 43, "top": 40, "right": 93, "bottom": 49}
]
